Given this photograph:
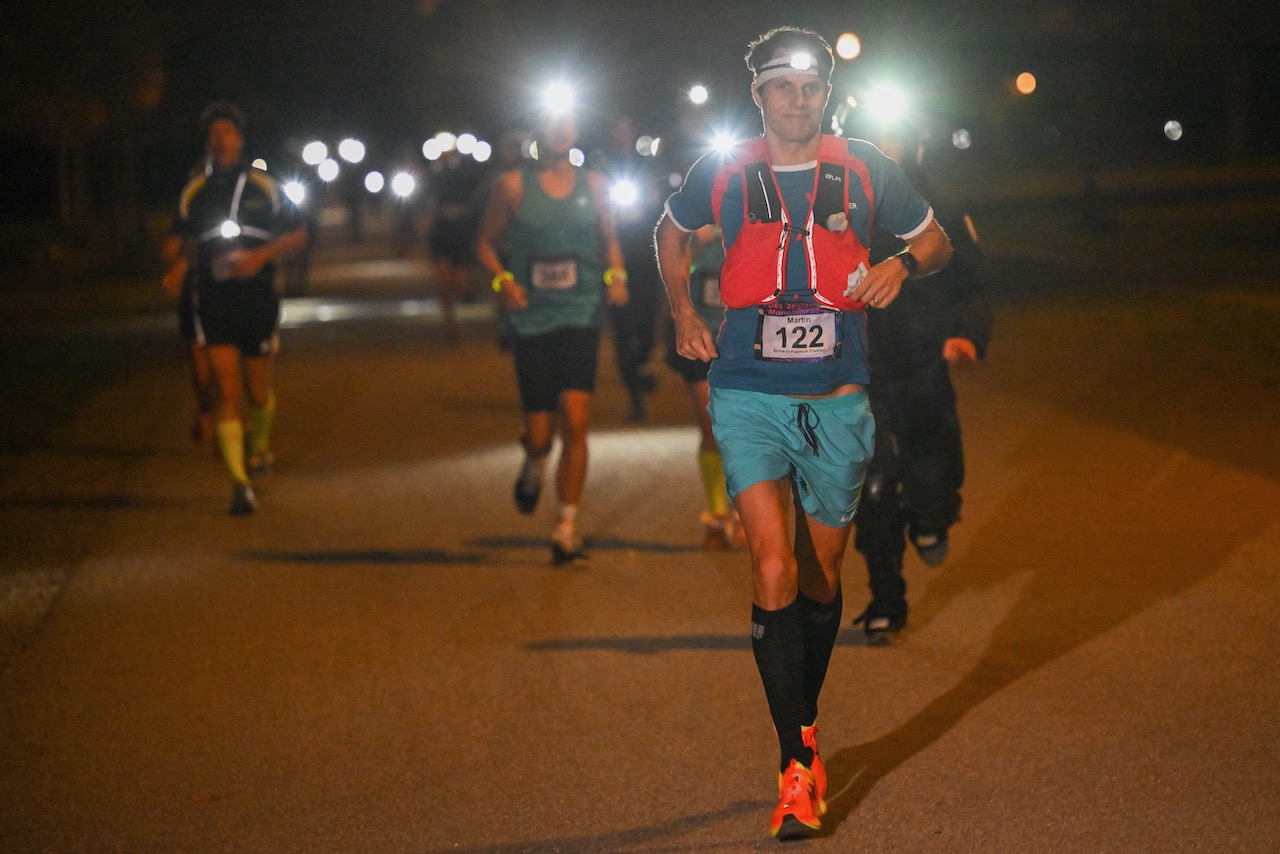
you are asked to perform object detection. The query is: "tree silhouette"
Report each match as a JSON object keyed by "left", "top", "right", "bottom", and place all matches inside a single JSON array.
[{"left": 1, "top": 0, "right": 171, "bottom": 245}]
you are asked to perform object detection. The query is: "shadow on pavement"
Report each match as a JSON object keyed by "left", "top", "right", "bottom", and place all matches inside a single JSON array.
[
  {"left": 239, "top": 548, "right": 489, "bottom": 566},
  {"left": 238, "top": 537, "right": 713, "bottom": 573},
  {"left": 821, "top": 391, "right": 1280, "bottom": 833},
  {"left": 525, "top": 627, "right": 872, "bottom": 654},
  {"left": 468, "top": 534, "right": 704, "bottom": 555},
  {"left": 416, "top": 798, "right": 764, "bottom": 854}
]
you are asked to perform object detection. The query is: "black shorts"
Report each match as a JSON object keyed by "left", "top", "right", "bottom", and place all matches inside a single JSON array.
[
  {"left": 196, "top": 280, "right": 280, "bottom": 356},
  {"left": 663, "top": 321, "right": 711, "bottom": 384},
  {"left": 513, "top": 326, "right": 600, "bottom": 413}
]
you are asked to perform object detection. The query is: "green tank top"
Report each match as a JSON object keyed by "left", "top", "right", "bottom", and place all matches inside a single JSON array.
[{"left": 505, "top": 164, "right": 606, "bottom": 336}]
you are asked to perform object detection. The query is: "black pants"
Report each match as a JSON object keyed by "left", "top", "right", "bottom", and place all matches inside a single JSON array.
[
  {"left": 854, "top": 358, "right": 964, "bottom": 615},
  {"left": 609, "top": 272, "right": 660, "bottom": 394}
]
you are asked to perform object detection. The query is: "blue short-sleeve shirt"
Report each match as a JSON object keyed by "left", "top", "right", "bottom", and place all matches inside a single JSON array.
[{"left": 665, "top": 136, "right": 932, "bottom": 394}]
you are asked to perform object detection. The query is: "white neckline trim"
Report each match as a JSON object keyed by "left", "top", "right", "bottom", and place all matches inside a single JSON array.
[{"left": 772, "top": 160, "right": 817, "bottom": 173}]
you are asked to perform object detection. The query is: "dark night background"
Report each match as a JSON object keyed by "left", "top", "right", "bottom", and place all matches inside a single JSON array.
[{"left": 1, "top": 0, "right": 1278, "bottom": 247}]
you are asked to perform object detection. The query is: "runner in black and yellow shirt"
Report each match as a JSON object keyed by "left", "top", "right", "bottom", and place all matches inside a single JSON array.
[{"left": 162, "top": 103, "right": 306, "bottom": 515}]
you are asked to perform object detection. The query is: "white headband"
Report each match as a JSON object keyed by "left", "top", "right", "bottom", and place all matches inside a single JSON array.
[{"left": 753, "top": 52, "right": 826, "bottom": 88}]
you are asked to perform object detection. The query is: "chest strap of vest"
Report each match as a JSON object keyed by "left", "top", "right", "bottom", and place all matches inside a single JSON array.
[
  {"left": 743, "top": 162, "right": 777, "bottom": 224},
  {"left": 743, "top": 160, "right": 850, "bottom": 229}
]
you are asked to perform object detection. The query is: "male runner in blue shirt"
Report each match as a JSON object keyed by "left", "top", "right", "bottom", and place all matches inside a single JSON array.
[{"left": 655, "top": 26, "right": 952, "bottom": 840}]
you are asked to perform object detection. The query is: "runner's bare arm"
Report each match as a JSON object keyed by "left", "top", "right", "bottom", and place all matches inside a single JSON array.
[
  {"left": 160, "top": 234, "right": 188, "bottom": 299},
  {"left": 474, "top": 171, "right": 527, "bottom": 310},
  {"left": 656, "top": 212, "right": 718, "bottom": 362},
  {"left": 587, "top": 170, "right": 628, "bottom": 306},
  {"left": 228, "top": 226, "right": 308, "bottom": 278}
]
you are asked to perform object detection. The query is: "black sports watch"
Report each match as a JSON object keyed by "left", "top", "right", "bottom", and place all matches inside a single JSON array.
[{"left": 894, "top": 249, "right": 919, "bottom": 278}]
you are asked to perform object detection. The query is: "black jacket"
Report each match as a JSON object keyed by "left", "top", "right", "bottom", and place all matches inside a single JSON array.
[{"left": 866, "top": 171, "right": 993, "bottom": 381}]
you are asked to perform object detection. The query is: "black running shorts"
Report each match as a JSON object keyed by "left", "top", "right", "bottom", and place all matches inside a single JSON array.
[
  {"left": 196, "top": 279, "right": 280, "bottom": 356},
  {"left": 513, "top": 325, "right": 601, "bottom": 413}
]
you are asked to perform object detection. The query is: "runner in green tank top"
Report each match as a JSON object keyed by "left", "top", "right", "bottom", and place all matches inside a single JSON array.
[{"left": 475, "top": 110, "right": 629, "bottom": 565}]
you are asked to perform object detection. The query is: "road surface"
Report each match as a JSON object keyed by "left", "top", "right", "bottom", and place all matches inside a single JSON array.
[{"left": 2, "top": 199, "right": 1279, "bottom": 852}]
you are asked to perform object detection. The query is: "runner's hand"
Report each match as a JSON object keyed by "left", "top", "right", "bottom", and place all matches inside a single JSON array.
[
  {"left": 605, "top": 280, "right": 629, "bottom": 307},
  {"left": 161, "top": 259, "right": 187, "bottom": 300},
  {"left": 674, "top": 307, "right": 718, "bottom": 362},
  {"left": 497, "top": 279, "right": 529, "bottom": 311},
  {"left": 943, "top": 337, "right": 978, "bottom": 364},
  {"left": 227, "top": 247, "right": 270, "bottom": 278},
  {"left": 845, "top": 257, "right": 907, "bottom": 309}
]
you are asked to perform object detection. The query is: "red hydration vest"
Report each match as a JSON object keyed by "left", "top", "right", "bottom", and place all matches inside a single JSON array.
[{"left": 711, "top": 136, "right": 874, "bottom": 311}]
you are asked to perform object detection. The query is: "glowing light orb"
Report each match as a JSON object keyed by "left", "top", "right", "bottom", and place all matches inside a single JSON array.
[
  {"left": 644, "top": 136, "right": 662, "bottom": 157},
  {"left": 543, "top": 82, "right": 575, "bottom": 116},
  {"left": 610, "top": 179, "right": 638, "bottom": 207},
  {"left": 317, "top": 158, "right": 340, "bottom": 182},
  {"left": 434, "top": 131, "right": 458, "bottom": 152},
  {"left": 302, "top": 141, "right": 327, "bottom": 166},
  {"left": 337, "top": 138, "right": 366, "bottom": 164},
  {"left": 390, "top": 171, "right": 416, "bottom": 197},
  {"left": 836, "top": 33, "right": 861, "bottom": 61},
  {"left": 866, "top": 84, "right": 908, "bottom": 125},
  {"left": 710, "top": 131, "right": 738, "bottom": 154},
  {"left": 283, "top": 180, "right": 306, "bottom": 205}
]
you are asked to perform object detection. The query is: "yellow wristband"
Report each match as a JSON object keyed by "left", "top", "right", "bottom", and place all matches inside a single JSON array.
[
  {"left": 604, "top": 266, "right": 627, "bottom": 286},
  {"left": 491, "top": 271, "right": 514, "bottom": 293}
]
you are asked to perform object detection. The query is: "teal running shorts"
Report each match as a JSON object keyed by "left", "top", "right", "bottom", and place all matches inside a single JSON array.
[{"left": 709, "top": 386, "right": 874, "bottom": 528}]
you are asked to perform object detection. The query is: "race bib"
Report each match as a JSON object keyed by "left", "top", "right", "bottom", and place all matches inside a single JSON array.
[
  {"left": 756, "top": 302, "right": 841, "bottom": 362},
  {"left": 529, "top": 255, "right": 580, "bottom": 290}
]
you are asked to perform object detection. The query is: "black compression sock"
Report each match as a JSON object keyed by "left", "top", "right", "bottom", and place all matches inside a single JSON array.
[
  {"left": 796, "top": 585, "right": 843, "bottom": 726},
  {"left": 751, "top": 601, "right": 812, "bottom": 772}
]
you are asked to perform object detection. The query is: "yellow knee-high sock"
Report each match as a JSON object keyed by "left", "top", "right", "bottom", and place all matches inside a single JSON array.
[
  {"left": 215, "top": 419, "right": 250, "bottom": 485},
  {"left": 699, "top": 450, "right": 730, "bottom": 517},
  {"left": 245, "top": 391, "right": 276, "bottom": 457}
]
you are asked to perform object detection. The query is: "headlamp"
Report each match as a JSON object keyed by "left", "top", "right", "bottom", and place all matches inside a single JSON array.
[
  {"left": 542, "top": 82, "right": 575, "bottom": 117},
  {"left": 754, "top": 52, "right": 825, "bottom": 88},
  {"left": 609, "top": 179, "right": 639, "bottom": 208}
]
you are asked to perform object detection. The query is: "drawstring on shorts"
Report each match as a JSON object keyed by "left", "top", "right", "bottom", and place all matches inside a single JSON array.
[{"left": 795, "top": 403, "right": 821, "bottom": 456}]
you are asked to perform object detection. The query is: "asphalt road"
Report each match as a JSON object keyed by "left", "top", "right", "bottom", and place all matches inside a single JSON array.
[{"left": 2, "top": 198, "right": 1279, "bottom": 852}]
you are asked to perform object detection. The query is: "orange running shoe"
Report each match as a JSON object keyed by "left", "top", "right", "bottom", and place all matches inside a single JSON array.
[
  {"left": 801, "top": 724, "right": 828, "bottom": 816},
  {"left": 769, "top": 759, "right": 821, "bottom": 840}
]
